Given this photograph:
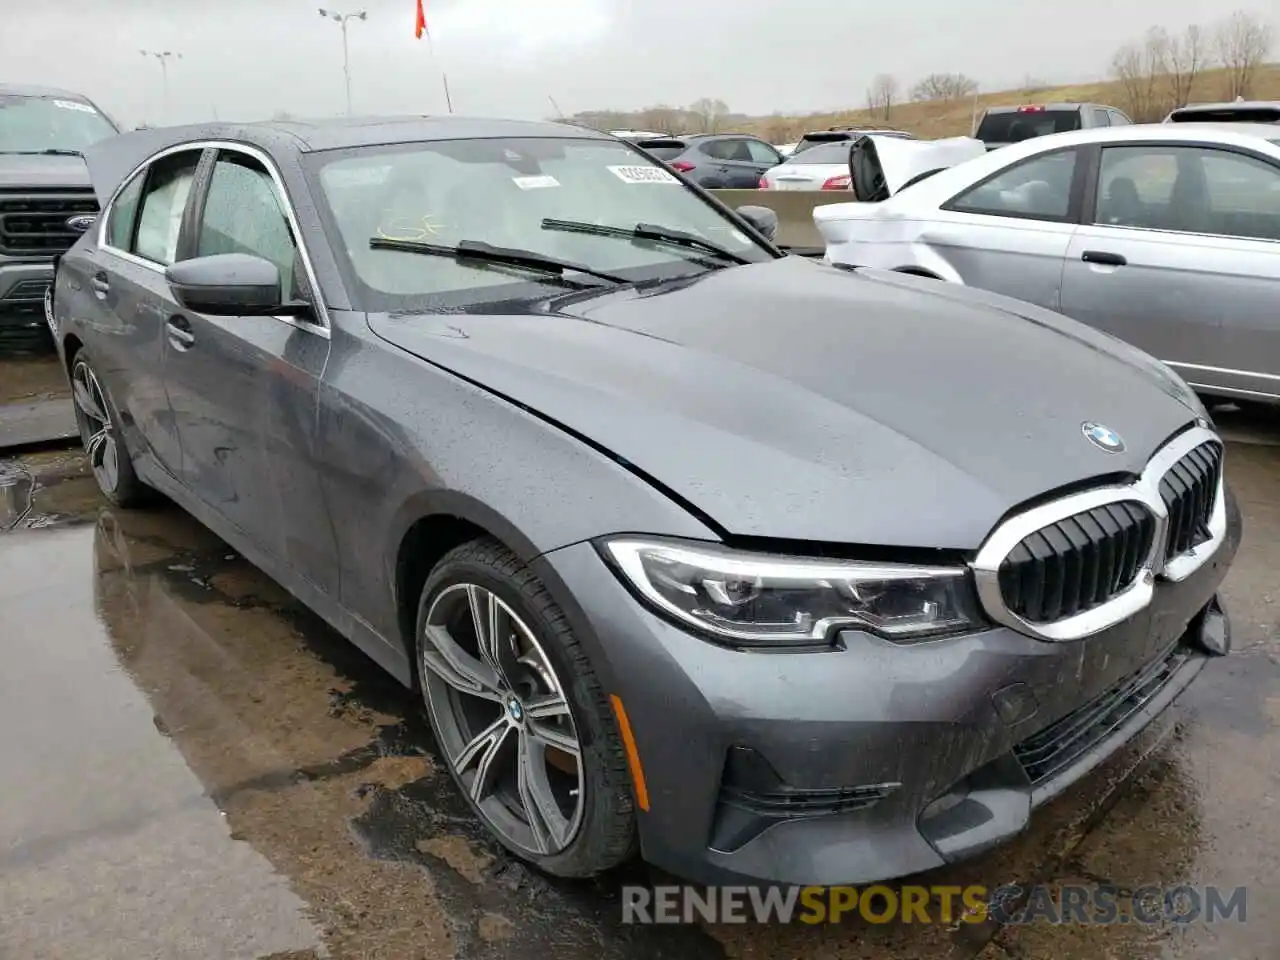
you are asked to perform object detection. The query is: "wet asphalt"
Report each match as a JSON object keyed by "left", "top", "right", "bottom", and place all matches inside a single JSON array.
[{"left": 2, "top": 354, "right": 1279, "bottom": 960}]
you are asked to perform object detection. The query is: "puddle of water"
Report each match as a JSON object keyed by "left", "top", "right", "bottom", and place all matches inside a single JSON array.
[{"left": 0, "top": 461, "right": 33, "bottom": 529}]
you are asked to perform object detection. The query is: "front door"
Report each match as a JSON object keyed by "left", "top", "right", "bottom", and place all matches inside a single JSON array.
[
  {"left": 1059, "top": 142, "right": 1280, "bottom": 400},
  {"left": 165, "top": 147, "right": 337, "bottom": 589}
]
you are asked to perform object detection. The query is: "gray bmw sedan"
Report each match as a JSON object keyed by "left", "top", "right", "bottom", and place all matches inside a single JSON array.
[{"left": 50, "top": 116, "right": 1239, "bottom": 887}]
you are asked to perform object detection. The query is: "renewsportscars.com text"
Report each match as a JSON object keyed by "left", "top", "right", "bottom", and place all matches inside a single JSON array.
[{"left": 621, "top": 884, "right": 1248, "bottom": 925}]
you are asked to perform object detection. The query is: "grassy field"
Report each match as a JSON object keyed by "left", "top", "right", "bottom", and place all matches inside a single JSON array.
[{"left": 738, "top": 63, "right": 1280, "bottom": 142}]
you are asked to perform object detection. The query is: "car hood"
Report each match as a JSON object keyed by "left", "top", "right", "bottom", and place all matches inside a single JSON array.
[
  {"left": 368, "top": 257, "right": 1201, "bottom": 551},
  {"left": 0, "top": 153, "right": 91, "bottom": 189}
]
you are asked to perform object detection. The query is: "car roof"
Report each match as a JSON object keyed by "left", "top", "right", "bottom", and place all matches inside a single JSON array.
[
  {"left": 1170, "top": 100, "right": 1280, "bottom": 111},
  {"left": 0, "top": 82, "right": 96, "bottom": 102},
  {"left": 80, "top": 115, "right": 618, "bottom": 206}
]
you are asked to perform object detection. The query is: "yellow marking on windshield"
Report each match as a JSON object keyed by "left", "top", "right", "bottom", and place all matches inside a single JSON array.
[{"left": 375, "top": 214, "right": 450, "bottom": 242}]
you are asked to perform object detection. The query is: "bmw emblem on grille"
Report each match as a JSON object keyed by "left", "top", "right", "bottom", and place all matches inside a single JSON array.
[
  {"left": 1081, "top": 421, "right": 1125, "bottom": 453},
  {"left": 65, "top": 214, "right": 97, "bottom": 233}
]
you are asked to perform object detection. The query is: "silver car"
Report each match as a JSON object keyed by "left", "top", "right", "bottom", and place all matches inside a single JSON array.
[{"left": 817, "top": 123, "right": 1280, "bottom": 406}]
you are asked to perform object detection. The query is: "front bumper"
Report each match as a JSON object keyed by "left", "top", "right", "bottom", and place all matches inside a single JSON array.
[
  {"left": 0, "top": 261, "right": 55, "bottom": 341},
  {"left": 534, "top": 493, "right": 1240, "bottom": 887}
]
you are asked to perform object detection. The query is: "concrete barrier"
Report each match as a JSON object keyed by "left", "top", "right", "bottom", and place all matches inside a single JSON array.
[{"left": 709, "top": 189, "right": 851, "bottom": 251}]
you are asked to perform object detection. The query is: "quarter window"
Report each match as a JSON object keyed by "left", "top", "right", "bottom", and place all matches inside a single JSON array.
[
  {"left": 948, "top": 149, "right": 1078, "bottom": 220},
  {"left": 197, "top": 151, "right": 298, "bottom": 297},
  {"left": 132, "top": 151, "right": 202, "bottom": 265},
  {"left": 105, "top": 170, "right": 144, "bottom": 250},
  {"left": 1095, "top": 145, "right": 1280, "bottom": 241}
]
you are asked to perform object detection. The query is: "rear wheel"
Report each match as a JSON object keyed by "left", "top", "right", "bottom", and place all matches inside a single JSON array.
[
  {"left": 70, "top": 349, "right": 149, "bottom": 507},
  {"left": 414, "top": 538, "right": 636, "bottom": 877}
]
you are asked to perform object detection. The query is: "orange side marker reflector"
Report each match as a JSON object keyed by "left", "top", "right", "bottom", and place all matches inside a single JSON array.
[{"left": 610, "top": 694, "right": 651, "bottom": 812}]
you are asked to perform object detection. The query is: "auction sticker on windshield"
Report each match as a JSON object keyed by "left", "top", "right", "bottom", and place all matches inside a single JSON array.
[
  {"left": 52, "top": 100, "right": 97, "bottom": 113},
  {"left": 608, "top": 165, "right": 679, "bottom": 184},
  {"left": 512, "top": 175, "right": 560, "bottom": 190}
]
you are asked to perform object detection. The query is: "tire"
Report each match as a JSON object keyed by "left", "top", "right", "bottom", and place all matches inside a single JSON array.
[
  {"left": 414, "top": 537, "right": 636, "bottom": 877},
  {"left": 69, "top": 348, "right": 150, "bottom": 508}
]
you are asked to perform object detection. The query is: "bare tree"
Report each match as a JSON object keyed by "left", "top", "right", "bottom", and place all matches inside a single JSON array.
[
  {"left": 688, "top": 97, "right": 730, "bottom": 133},
  {"left": 1160, "top": 23, "right": 1207, "bottom": 108},
  {"left": 639, "top": 104, "right": 684, "bottom": 135},
  {"left": 909, "top": 72, "right": 978, "bottom": 103},
  {"left": 1213, "top": 9, "right": 1273, "bottom": 100},
  {"left": 1110, "top": 35, "right": 1163, "bottom": 121},
  {"left": 865, "top": 74, "right": 898, "bottom": 120}
]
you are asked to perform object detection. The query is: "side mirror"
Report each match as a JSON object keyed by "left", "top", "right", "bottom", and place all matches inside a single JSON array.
[
  {"left": 736, "top": 204, "right": 779, "bottom": 242},
  {"left": 165, "top": 253, "right": 301, "bottom": 316}
]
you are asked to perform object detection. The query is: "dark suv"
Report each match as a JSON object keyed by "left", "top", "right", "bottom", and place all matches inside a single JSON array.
[
  {"left": 0, "top": 84, "right": 118, "bottom": 349},
  {"left": 975, "top": 103, "right": 1130, "bottom": 151},
  {"left": 635, "top": 134, "right": 784, "bottom": 188}
]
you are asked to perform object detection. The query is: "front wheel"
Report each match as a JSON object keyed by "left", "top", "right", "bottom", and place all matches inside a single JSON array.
[{"left": 414, "top": 538, "right": 637, "bottom": 877}]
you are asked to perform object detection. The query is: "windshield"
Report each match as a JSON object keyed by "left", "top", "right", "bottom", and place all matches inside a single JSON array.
[
  {"left": 308, "top": 136, "right": 776, "bottom": 311},
  {"left": 784, "top": 141, "right": 852, "bottom": 164},
  {"left": 976, "top": 110, "right": 1081, "bottom": 142},
  {"left": 0, "top": 95, "right": 117, "bottom": 153}
]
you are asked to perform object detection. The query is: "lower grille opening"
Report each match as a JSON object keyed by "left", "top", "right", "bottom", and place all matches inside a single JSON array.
[
  {"left": 708, "top": 745, "right": 898, "bottom": 851},
  {"left": 1013, "top": 644, "right": 1186, "bottom": 786},
  {"left": 998, "top": 501, "right": 1155, "bottom": 623}
]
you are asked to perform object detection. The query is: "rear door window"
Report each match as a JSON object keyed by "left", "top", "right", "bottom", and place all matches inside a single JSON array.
[
  {"left": 947, "top": 149, "right": 1079, "bottom": 221},
  {"left": 976, "top": 110, "right": 1083, "bottom": 142}
]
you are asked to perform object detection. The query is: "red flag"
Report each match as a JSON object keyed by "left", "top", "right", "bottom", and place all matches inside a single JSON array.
[{"left": 414, "top": 0, "right": 427, "bottom": 38}]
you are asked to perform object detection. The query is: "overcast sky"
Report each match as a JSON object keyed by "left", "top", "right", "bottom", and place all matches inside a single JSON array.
[{"left": 5, "top": 0, "right": 1270, "bottom": 127}]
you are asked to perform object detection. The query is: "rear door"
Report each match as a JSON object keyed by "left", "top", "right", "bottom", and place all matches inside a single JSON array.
[
  {"left": 927, "top": 146, "right": 1085, "bottom": 311},
  {"left": 165, "top": 145, "right": 337, "bottom": 587},
  {"left": 80, "top": 147, "right": 207, "bottom": 480},
  {"left": 1060, "top": 142, "right": 1280, "bottom": 399},
  {"left": 709, "top": 138, "right": 765, "bottom": 188}
]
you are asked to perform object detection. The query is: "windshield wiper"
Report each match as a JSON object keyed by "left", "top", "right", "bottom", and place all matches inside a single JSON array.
[
  {"left": 368, "top": 237, "right": 628, "bottom": 289},
  {"left": 541, "top": 218, "right": 752, "bottom": 266},
  {"left": 0, "top": 148, "right": 84, "bottom": 157}
]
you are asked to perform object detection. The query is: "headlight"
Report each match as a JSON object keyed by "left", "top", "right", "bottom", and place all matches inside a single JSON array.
[{"left": 600, "top": 537, "right": 983, "bottom": 648}]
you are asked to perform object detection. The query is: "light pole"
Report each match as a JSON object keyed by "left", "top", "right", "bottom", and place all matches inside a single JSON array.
[
  {"left": 318, "top": 8, "right": 367, "bottom": 115},
  {"left": 140, "top": 50, "right": 182, "bottom": 123}
]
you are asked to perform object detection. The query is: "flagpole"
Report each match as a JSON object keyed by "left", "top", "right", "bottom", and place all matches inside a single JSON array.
[{"left": 423, "top": 26, "right": 453, "bottom": 114}]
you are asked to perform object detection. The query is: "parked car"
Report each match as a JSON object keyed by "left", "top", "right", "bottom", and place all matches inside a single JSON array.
[
  {"left": 763, "top": 135, "right": 985, "bottom": 193},
  {"left": 0, "top": 83, "right": 118, "bottom": 349},
  {"left": 975, "top": 103, "right": 1130, "bottom": 151},
  {"left": 817, "top": 122, "right": 1280, "bottom": 406},
  {"left": 633, "top": 133, "right": 784, "bottom": 188},
  {"left": 56, "top": 116, "right": 1237, "bottom": 889},
  {"left": 760, "top": 139, "right": 859, "bottom": 190},
  {"left": 1165, "top": 100, "right": 1280, "bottom": 124},
  {"left": 791, "top": 127, "right": 914, "bottom": 156}
]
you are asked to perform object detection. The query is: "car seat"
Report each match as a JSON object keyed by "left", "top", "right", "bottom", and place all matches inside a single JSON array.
[{"left": 1100, "top": 176, "right": 1143, "bottom": 225}]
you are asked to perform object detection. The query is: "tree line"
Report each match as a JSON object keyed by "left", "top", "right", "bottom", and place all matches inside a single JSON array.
[{"left": 562, "top": 9, "right": 1273, "bottom": 141}]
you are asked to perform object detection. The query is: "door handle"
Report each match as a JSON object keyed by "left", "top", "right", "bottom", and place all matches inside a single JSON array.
[
  {"left": 166, "top": 316, "right": 195, "bottom": 351},
  {"left": 90, "top": 273, "right": 110, "bottom": 299},
  {"left": 1081, "top": 250, "right": 1127, "bottom": 267}
]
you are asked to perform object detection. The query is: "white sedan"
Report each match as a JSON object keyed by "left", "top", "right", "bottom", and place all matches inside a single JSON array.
[{"left": 815, "top": 123, "right": 1280, "bottom": 405}]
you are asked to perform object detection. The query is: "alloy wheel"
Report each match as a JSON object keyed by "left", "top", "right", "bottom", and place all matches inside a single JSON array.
[
  {"left": 421, "top": 582, "right": 585, "bottom": 856},
  {"left": 71, "top": 361, "right": 120, "bottom": 494}
]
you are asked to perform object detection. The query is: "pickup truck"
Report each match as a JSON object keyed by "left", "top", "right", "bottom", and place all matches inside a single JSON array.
[
  {"left": 974, "top": 102, "right": 1131, "bottom": 150},
  {"left": 0, "top": 84, "right": 118, "bottom": 350}
]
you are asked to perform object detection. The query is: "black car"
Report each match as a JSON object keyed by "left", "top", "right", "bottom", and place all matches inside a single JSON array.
[{"left": 634, "top": 134, "right": 784, "bottom": 188}]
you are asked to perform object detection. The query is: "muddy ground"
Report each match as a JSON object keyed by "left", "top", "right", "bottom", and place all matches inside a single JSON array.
[{"left": 2, "top": 354, "right": 1278, "bottom": 960}]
